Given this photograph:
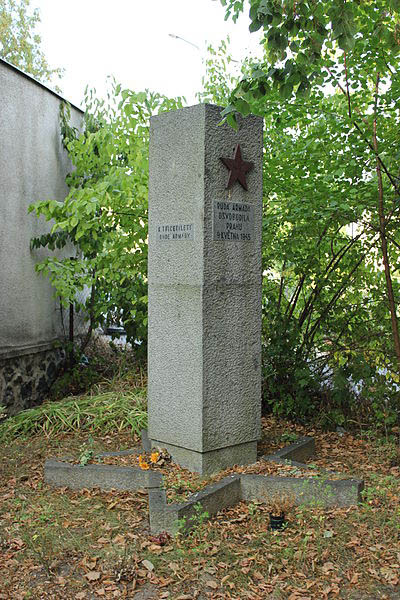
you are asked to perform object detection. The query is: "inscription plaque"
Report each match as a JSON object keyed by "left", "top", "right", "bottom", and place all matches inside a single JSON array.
[
  {"left": 213, "top": 200, "right": 254, "bottom": 241},
  {"left": 156, "top": 223, "right": 194, "bottom": 241}
]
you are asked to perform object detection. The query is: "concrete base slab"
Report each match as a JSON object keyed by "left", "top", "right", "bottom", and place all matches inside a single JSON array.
[
  {"left": 149, "top": 439, "right": 258, "bottom": 475},
  {"left": 44, "top": 459, "right": 162, "bottom": 492},
  {"left": 149, "top": 475, "right": 241, "bottom": 535},
  {"left": 148, "top": 471, "right": 364, "bottom": 535},
  {"left": 262, "top": 436, "right": 315, "bottom": 464},
  {"left": 240, "top": 474, "right": 364, "bottom": 508},
  {"left": 44, "top": 435, "right": 365, "bottom": 536}
]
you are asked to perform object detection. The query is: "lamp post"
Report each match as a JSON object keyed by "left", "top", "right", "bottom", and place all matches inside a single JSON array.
[{"left": 168, "top": 33, "right": 200, "bottom": 51}]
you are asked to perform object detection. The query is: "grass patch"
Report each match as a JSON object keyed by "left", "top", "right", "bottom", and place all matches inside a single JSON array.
[{"left": 0, "top": 388, "right": 147, "bottom": 441}]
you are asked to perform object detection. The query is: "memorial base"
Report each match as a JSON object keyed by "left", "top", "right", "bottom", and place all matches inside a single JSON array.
[{"left": 149, "top": 439, "right": 258, "bottom": 475}]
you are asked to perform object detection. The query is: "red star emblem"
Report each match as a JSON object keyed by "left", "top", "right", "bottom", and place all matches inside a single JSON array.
[{"left": 220, "top": 144, "right": 254, "bottom": 191}]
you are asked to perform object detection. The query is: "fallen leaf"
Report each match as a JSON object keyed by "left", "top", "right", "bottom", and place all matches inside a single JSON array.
[
  {"left": 142, "top": 559, "right": 154, "bottom": 572},
  {"left": 206, "top": 580, "right": 218, "bottom": 589},
  {"left": 158, "top": 576, "right": 173, "bottom": 587},
  {"left": 96, "top": 537, "right": 109, "bottom": 545},
  {"left": 323, "top": 530, "right": 334, "bottom": 538},
  {"left": 112, "top": 534, "right": 125, "bottom": 545},
  {"left": 253, "top": 571, "right": 264, "bottom": 580},
  {"left": 149, "top": 543, "right": 162, "bottom": 551},
  {"left": 85, "top": 571, "right": 101, "bottom": 582},
  {"left": 137, "top": 569, "right": 148, "bottom": 577},
  {"left": 322, "top": 562, "right": 335, "bottom": 573}
]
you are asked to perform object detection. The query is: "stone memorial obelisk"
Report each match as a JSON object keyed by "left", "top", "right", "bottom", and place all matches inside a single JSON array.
[{"left": 148, "top": 104, "right": 263, "bottom": 474}]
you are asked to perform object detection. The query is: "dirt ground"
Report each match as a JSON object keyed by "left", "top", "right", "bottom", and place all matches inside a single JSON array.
[{"left": 1, "top": 416, "right": 399, "bottom": 599}]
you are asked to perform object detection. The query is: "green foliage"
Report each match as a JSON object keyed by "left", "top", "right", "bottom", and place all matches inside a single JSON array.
[
  {"left": 201, "top": 38, "right": 400, "bottom": 428},
  {"left": 29, "top": 81, "right": 185, "bottom": 353},
  {"left": 0, "top": 388, "right": 147, "bottom": 440},
  {"left": 0, "top": 0, "right": 63, "bottom": 85},
  {"left": 78, "top": 435, "right": 95, "bottom": 466},
  {"left": 280, "top": 432, "right": 299, "bottom": 443},
  {"left": 190, "top": 502, "right": 210, "bottom": 528},
  {"left": 221, "top": 0, "right": 400, "bottom": 103},
  {"left": 50, "top": 361, "right": 103, "bottom": 400},
  {"left": 262, "top": 315, "right": 322, "bottom": 420},
  {"left": 197, "top": 38, "right": 241, "bottom": 106},
  {"left": 175, "top": 502, "right": 210, "bottom": 536},
  {"left": 258, "top": 69, "right": 400, "bottom": 423}
]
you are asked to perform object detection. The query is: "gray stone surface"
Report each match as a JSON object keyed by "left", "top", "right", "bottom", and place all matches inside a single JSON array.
[
  {"left": 149, "top": 474, "right": 241, "bottom": 535},
  {"left": 0, "top": 59, "right": 83, "bottom": 411},
  {"left": 240, "top": 474, "right": 364, "bottom": 508},
  {"left": 132, "top": 584, "right": 160, "bottom": 600},
  {"left": 166, "top": 475, "right": 241, "bottom": 534},
  {"left": 141, "top": 429, "right": 151, "bottom": 453},
  {"left": 44, "top": 437, "right": 364, "bottom": 535},
  {"left": 149, "top": 439, "right": 257, "bottom": 474},
  {"left": 263, "top": 436, "right": 316, "bottom": 464},
  {"left": 44, "top": 459, "right": 162, "bottom": 492},
  {"left": 148, "top": 470, "right": 363, "bottom": 534},
  {"left": 148, "top": 486, "right": 168, "bottom": 534},
  {"left": 148, "top": 103, "right": 263, "bottom": 474}
]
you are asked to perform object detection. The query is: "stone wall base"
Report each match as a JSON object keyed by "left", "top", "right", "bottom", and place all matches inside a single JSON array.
[{"left": 0, "top": 347, "right": 65, "bottom": 415}]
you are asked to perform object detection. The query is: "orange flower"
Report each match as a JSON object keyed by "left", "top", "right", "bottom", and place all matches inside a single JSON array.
[
  {"left": 150, "top": 451, "right": 160, "bottom": 464},
  {"left": 139, "top": 461, "right": 150, "bottom": 470}
]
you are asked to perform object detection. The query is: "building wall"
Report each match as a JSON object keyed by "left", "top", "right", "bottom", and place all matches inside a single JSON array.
[{"left": 0, "top": 59, "right": 83, "bottom": 413}]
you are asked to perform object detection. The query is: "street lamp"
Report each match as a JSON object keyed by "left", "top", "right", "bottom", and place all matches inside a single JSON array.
[{"left": 168, "top": 33, "right": 200, "bottom": 51}]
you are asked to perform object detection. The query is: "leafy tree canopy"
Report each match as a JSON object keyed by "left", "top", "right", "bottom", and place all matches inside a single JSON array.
[
  {"left": 220, "top": 0, "right": 400, "bottom": 114},
  {"left": 202, "top": 33, "right": 400, "bottom": 424},
  {"left": 0, "top": 0, "right": 63, "bottom": 85}
]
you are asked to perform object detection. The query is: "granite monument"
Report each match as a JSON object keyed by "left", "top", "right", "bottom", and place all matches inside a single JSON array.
[{"left": 148, "top": 103, "right": 263, "bottom": 474}]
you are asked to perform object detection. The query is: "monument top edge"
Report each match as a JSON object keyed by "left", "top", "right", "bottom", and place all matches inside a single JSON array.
[{"left": 149, "top": 103, "right": 263, "bottom": 123}]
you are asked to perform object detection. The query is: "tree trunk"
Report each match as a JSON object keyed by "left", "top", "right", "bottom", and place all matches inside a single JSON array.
[{"left": 373, "top": 74, "right": 400, "bottom": 370}]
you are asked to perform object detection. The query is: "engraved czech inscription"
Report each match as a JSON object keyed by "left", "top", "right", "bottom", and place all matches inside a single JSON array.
[
  {"left": 156, "top": 223, "right": 194, "bottom": 241},
  {"left": 213, "top": 200, "right": 254, "bottom": 241}
]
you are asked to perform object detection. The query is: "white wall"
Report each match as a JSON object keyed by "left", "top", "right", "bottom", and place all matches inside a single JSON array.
[{"left": 0, "top": 59, "right": 83, "bottom": 359}]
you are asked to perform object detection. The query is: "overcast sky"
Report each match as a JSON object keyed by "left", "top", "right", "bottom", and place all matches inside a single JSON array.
[{"left": 34, "top": 0, "right": 263, "bottom": 108}]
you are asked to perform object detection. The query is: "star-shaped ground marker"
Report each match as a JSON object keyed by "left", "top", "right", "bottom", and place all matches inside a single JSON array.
[{"left": 220, "top": 144, "right": 254, "bottom": 191}]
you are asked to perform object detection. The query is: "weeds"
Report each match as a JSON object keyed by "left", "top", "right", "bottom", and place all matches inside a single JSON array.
[
  {"left": 23, "top": 532, "right": 55, "bottom": 578},
  {"left": 0, "top": 388, "right": 147, "bottom": 440},
  {"left": 78, "top": 435, "right": 96, "bottom": 465}
]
